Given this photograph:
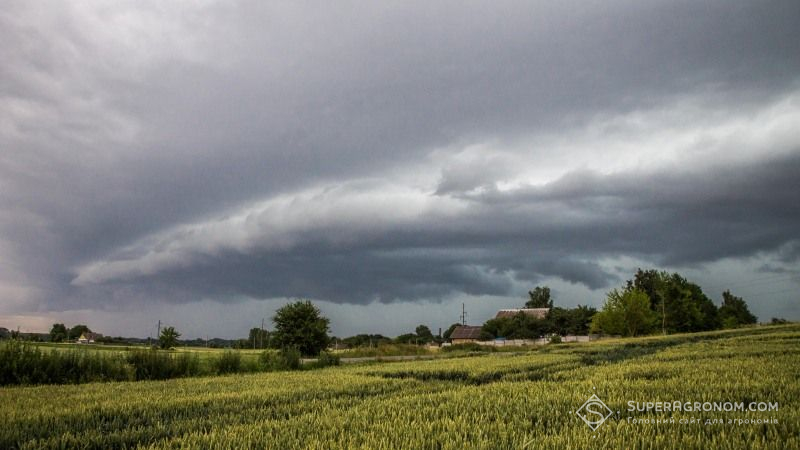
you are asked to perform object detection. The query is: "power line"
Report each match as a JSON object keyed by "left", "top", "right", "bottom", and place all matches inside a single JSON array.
[
  {"left": 705, "top": 274, "right": 798, "bottom": 289},
  {"left": 727, "top": 287, "right": 799, "bottom": 298},
  {"left": 702, "top": 273, "right": 800, "bottom": 292}
]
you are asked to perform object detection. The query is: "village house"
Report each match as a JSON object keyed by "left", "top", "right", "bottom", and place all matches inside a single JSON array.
[
  {"left": 77, "top": 332, "right": 103, "bottom": 344},
  {"left": 448, "top": 325, "right": 483, "bottom": 344}
]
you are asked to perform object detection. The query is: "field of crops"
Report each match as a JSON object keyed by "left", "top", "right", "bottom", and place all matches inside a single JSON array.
[{"left": 1, "top": 324, "right": 798, "bottom": 449}]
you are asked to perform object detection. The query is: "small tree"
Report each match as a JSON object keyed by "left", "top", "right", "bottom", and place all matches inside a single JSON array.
[
  {"left": 591, "top": 289, "right": 656, "bottom": 337},
  {"left": 159, "top": 326, "right": 181, "bottom": 349},
  {"left": 394, "top": 333, "right": 418, "bottom": 344},
  {"left": 415, "top": 325, "right": 434, "bottom": 343},
  {"left": 442, "top": 323, "right": 461, "bottom": 340},
  {"left": 272, "top": 300, "right": 331, "bottom": 356},
  {"left": 248, "top": 327, "right": 270, "bottom": 349},
  {"left": 525, "top": 286, "right": 553, "bottom": 308}
]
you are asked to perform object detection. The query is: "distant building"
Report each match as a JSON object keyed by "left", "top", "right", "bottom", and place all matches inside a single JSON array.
[
  {"left": 449, "top": 325, "right": 483, "bottom": 344},
  {"left": 329, "top": 341, "right": 349, "bottom": 351},
  {"left": 495, "top": 308, "right": 550, "bottom": 320},
  {"left": 77, "top": 332, "right": 103, "bottom": 344}
]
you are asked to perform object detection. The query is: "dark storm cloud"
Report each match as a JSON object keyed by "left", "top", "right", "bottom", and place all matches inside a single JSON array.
[
  {"left": 62, "top": 150, "right": 800, "bottom": 306},
  {"left": 1, "top": 1, "right": 799, "bottom": 324},
  {"left": 471, "top": 151, "right": 800, "bottom": 265}
]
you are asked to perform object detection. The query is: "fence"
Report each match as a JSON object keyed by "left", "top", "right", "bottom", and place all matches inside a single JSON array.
[{"left": 472, "top": 335, "right": 601, "bottom": 347}]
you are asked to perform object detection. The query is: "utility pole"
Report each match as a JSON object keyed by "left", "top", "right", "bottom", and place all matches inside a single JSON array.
[
  {"left": 157, "top": 320, "right": 161, "bottom": 339},
  {"left": 460, "top": 303, "right": 467, "bottom": 325},
  {"left": 260, "top": 318, "right": 265, "bottom": 349}
]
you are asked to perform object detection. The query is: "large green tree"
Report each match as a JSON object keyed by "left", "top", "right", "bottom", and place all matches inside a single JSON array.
[
  {"left": 591, "top": 289, "right": 657, "bottom": 337},
  {"left": 482, "top": 313, "right": 549, "bottom": 339},
  {"left": 687, "top": 281, "right": 721, "bottom": 331},
  {"left": 625, "top": 269, "right": 719, "bottom": 333},
  {"left": 525, "top": 286, "right": 553, "bottom": 308},
  {"left": 49, "top": 323, "right": 67, "bottom": 342},
  {"left": 718, "top": 290, "right": 757, "bottom": 328},
  {"left": 272, "top": 300, "right": 331, "bottom": 356},
  {"left": 660, "top": 274, "right": 702, "bottom": 333},
  {"left": 626, "top": 269, "right": 667, "bottom": 311},
  {"left": 547, "top": 305, "right": 597, "bottom": 335}
]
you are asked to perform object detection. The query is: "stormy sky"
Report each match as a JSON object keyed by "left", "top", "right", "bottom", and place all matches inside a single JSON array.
[{"left": 1, "top": 1, "right": 799, "bottom": 339}]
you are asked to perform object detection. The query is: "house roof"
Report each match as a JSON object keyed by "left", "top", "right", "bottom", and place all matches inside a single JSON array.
[
  {"left": 79, "top": 332, "right": 103, "bottom": 340},
  {"left": 449, "top": 325, "right": 483, "bottom": 340},
  {"left": 495, "top": 308, "right": 550, "bottom": 320}
]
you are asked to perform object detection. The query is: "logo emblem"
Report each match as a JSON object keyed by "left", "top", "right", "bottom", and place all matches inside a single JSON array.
[{"left": 575, "top": 394, "right": 613, "bottom": 431}]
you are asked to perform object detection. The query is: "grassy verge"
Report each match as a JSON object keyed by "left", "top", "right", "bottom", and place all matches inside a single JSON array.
[
  {"left": 0, "top": 342, "right": 337, "bottom": 385},
  {"left": 336, "top": 343, "right": 434, "bottom": 358}
]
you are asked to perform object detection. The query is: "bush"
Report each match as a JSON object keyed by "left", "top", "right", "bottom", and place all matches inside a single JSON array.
[
  {"left": 338, "top": 344, "right": 431, "bottom": 358},
  {"left": 312, "top": 351, "right": 340, "bottom": 368},
  {"left": 173, "top": 352, "right": 202, "bottom": 377},
  {"left": 441, "top": 343, "right": 494, "bottom": 353},
  {"left": 127, "top": 349, "right": 170, "bottom": 380},
  {"left": 0, "top": 341, "right": 132, "bottom": 385},
  {"left": 126, "top": 349, "right": 200, "bottom": 380},
  {"left": 212, "top": 351, "right": 242, "bottom": 374},
  {"left": 260, "top": 347, "right": 302, "bottom": 371},
  {"left": 549, "top": 335, "right": 562, "bottom": 344},
  {"left": 240, "top": 356, "right": 261, "bottom": 373}
]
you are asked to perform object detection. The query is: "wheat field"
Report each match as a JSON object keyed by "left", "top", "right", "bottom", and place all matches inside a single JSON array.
[{"left": 1, "top": 325, "right": 798, "bottom": 449}]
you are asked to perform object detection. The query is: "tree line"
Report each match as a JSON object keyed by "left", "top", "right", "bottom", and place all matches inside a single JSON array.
[
  {"left": 476, "top": 269, "right": 764, "bottom": 340},
  {"left": 590, "top": 269, "right": 758, "bottom": 336},
  {"left": 48, "top": 324, "right": 91, "bottom": 342}
]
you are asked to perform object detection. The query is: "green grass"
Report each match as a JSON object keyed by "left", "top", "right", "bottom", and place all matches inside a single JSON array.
[
  {"left": 336, "top": 343, "right": 435, "bottom": 358},
  {"left": 1, "top": 324, "right": 797, "bottom": 449},
  {"left": 22, "top": 342, "right": 269, "bottom": 375}
]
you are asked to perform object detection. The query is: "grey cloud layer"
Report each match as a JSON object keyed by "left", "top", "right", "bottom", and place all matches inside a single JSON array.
[
  {"left": 70, "top": 149, "right": 800, "bottom": 304},
  {"left": 1, "top": 1, "right": 799, "bottom": 319}
]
